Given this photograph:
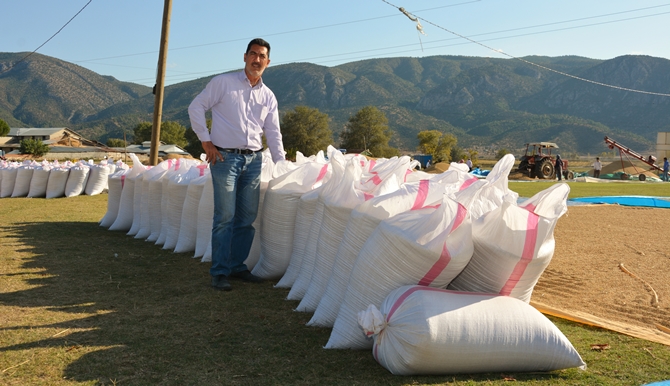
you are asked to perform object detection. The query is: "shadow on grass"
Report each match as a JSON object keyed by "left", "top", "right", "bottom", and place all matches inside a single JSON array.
[{"left": 0, "top": 221, "right": 571, "bottom": 385}]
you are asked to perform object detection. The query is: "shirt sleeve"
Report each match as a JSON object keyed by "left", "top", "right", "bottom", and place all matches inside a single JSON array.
[
  {"left": 188, "top": 79, "right": 218, "bottom": 143},
  {"left": 262, "top": 92, "right": 286, "bottom": 163}
]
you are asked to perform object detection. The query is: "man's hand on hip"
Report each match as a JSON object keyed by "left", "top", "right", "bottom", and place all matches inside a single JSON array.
[{"left": 202, "top": 141, "right": 224, "bottom": 165}]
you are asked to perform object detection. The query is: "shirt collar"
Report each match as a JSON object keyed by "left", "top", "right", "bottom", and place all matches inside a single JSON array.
[{"left": 238, "top": 70, "right": 264, "bottom": 88}]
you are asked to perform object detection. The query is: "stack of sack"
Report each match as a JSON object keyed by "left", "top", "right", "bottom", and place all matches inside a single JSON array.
[
  {"left": 94, "top": 149, "right": 583, "bottom": 376},
  {"left": 0, "top": 158, "right": 123, "bottom": 199}
]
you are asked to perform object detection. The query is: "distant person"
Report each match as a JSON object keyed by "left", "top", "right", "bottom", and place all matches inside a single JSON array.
[
  {"left": 466, "top": 158, "right": 473, "bottom": 172},
  {"left": 664, "top": 157, "right": 669, "bottom": 182},
  {"left": 555, "top": 154, "right": 563, "bottom": 181},
  {"left": 425, "top": 159, "right": 431, "bottom": 169},
  {"left": 592, "top": 157, "right": 602, "bottom": 178},
  {"left": 188, "top": 38, "right": 285, "bottom": 291}
]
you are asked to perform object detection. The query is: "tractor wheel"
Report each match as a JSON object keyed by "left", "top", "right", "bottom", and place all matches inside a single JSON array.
[
  {"left": 639, "top": 174, "right": 646, "bottom": 181},
  {"left": 566, "top": 171, "right": 575, "bottom": 180},
  {"left": 535, "top": 159, "right": 555, "bottom": 179}
]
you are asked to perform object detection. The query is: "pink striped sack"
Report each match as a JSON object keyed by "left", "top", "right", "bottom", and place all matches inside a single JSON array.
[
  {"left": 448, "top": 183, "right": 570, "bottom": 302},
  {"left": 326, "top": 194, "right": 473, "bottom": 350},
  {"left": 359, "top": 285, "right": 585, "bottom": 375}
]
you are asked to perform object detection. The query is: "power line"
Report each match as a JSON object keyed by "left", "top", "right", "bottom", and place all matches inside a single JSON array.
[
  {"left": 381, "top": 0, "right": 670, "bottom": 97},
  {"left": 85, "top": 4, "right": 670, "bottom": 86},
  {"left": 0, "top": 0, "right": 93, "bottom": 75}
]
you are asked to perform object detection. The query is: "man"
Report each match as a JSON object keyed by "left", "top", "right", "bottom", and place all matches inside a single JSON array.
[
  {"left": 555, "top": 154, "right": 563, "bottom": 181},
  {"left": 664, "top": 157, "right": 669, "bottom": 182},
  {"left": 188, "top": 38, "right": 285, "bottom": 291},
  {"left": 593, "top": 157, "right": 602, "bottom": 178},
  {"left": 466, "top": 158, "right": 473, "bottom": 172}
]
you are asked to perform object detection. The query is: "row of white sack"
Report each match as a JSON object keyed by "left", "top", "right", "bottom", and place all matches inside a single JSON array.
[
  {"left": 0, "top": 159, "right": 122, "bottom": 198},
  {"left": 249, "top": 151, "right": 572, "bottom": 354},
  {"left": 98, "top": 149, "right": 324, "bottom": 263},
  {"left": 98, "top": 149, "right": 583, "bottom": 375}
]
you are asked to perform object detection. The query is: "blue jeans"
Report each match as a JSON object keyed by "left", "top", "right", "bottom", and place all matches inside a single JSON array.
[{"left": 209, "top": 151, "right": 262, "bottom": 277}]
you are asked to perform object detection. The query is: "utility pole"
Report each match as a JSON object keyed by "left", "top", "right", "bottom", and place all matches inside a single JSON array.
[{"left": 149, "top": 0, "right": 173, "bottom": 166}]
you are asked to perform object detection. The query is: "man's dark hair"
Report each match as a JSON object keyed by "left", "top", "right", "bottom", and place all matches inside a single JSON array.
[{"left": 246, "top": 38, "right": 271, "bottom": 58}]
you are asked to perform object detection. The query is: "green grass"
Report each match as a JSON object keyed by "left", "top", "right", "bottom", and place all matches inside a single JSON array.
[
  {"left": 1, "top": 194, "right": 669, "bottom": 385},
  {"left": 509, "top": 181, "right": 670, "bottom": 199}
]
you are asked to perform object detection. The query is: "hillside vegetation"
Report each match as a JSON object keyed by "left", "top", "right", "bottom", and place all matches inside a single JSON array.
[{"left": 2, "top": 52, "right": 669, "bottom": 155}]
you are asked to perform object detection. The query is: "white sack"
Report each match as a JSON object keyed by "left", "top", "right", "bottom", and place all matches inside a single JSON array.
[
  {"left": 448, "top": 183, "right": 570, "bottom": 303},
  {"left": 309, "top": 178, "right": 448, "bottom": 327},
  {"left": 27, "top": 161, "right": 51, "bottom": 198},
  {"left": 64, "top": 162, "right": 90, "bottom": 197},
  {"left": 109, "top": 153, "right": 147, "bottom": 232},
  {"left": 99, "top": 168, "right": 128, "bottom": 228},
  {"left": 45, "top": 165, "right": 71, "bottom": 199},
  {"left": 251, "top": 161, "right": 332, "bottom": 280},
  {"left": 359, "top": 285, "right": 586, "bottom": 375},
  {"left": 298, "top": 160, "right": 402, "bottom": 313},
  {"left": 11, "top": 164, "right": 35, "bottom": 197},
  {"left": 0, "top": 166, "right": 18, "bottom": 198},
  {"left": 195, "top": 175, "right": 214, "bottom": 260},
  {"left": 286, "top": 152, "right": 350, "bottom": 301},
  {"left": 85, "top": 163, "right": 110, "bottom": 195},
  {"left": 163, "top": 163, "right": 207, "bottom": 250},
  {"left": 174, "top": 171, "right": 208, "bottom": 254},
  {"left": 127, "top": 171, "right": 148, "bottom": 237},
  {"left": 246, "top": 150, "right": 278, "bottom": 269},
  {"left": 275, "top": 188, "right": 321, "bottom": 288},
  {"left": 326, "top": 195, "right": 473, "bottom": 350}
]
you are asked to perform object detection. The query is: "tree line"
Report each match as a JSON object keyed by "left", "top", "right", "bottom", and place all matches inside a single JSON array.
[{"left": 2, "top": 107, "right": 484, "bottom": 164}]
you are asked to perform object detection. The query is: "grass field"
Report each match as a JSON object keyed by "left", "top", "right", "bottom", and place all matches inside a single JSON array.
[{"left": 1, "top": 186, "right": 669, "bottom": 385}]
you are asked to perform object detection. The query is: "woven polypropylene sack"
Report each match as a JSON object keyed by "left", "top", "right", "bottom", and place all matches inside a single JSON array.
[
  {"left": 163, "top": 164, "right": 207, "bottom": 250},
  {"left": 46, "top": 167, "right": 70, "bottom": 199},
  {"left": 359, "top": 285, "right": 585, "bottom": 375},
  {"left": 64, "top": 163, "right": 90, "bottom": 197},
  {"left": 298, "top": 159, "right": 403, "bottom": 313},
  {"left": 127, "top": 172, "right": 147, "bottom": 236},
  {"left": 275, "top": 188, "right": 321, "bottom": 288},
  {"left": 85, "top": 163, "right": 110, "bottom": 196},
  {"left": 309, "top": 179, "right": 448, "bottom": 328},
  {"left": 27, "top": 166, "right": 51, "bottom": 198},
  {"left": 0, "top": 167, "right": 18, "bottom": 198},
  {"left": 11, "top": 165, "right": 35, "bottom": 197},
  {"left": 174, "top": 172, "right": 208, "bottom": 254},
  {"left": 326, "top": 196, "right": 473, "bottom": 350},
  {"left": 448, "top": 183, "right": 570, "bottom": 303},
  {"left": 251, "top": 161, "right": 332, "bottom": 280},
  {"left": 195, "top": 175, "right": 214, "bottom": 259},
  {"left": 109, "top": 154, "right": 147, "bottom": 232},
  {"left": 99, "top": 169, "right": 128, "bottom": 228}
]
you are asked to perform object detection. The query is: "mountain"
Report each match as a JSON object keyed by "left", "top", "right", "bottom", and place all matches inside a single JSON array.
[{"left": 2, "top": 52, "right": 669, "bottom": 156}]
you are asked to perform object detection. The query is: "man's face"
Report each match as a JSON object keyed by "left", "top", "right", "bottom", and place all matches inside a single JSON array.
[{"left": 244, "top": 44, "right": 270, "bottom": 80}]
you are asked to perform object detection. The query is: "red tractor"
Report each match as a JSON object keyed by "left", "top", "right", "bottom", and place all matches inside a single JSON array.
[{"left": 517, "top": 142, "right": 573, "bottom": 179}]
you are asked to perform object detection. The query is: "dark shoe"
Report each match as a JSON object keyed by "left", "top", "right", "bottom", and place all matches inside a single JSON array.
[
  {"left": 229, "top": 270, "right": 264, "bottom": 283},
  {"left": 211, "top": 275, "right": 232, "bottom": 291}
]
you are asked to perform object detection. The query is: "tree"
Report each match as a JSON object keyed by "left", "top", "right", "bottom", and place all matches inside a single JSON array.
[
  {"left": 184, "top": 119, "right": 211, "bottom": 158},
  {"left": 133, "top": 121, "right": 188, "bottom": 148},
  {"left": 417, "top": 130, "right": 457, "bottom": 163},
  {"left": 19, "top": 138, "right": 50, "bottom": 157},
  {"left": 0, "top": 118, "right": 9, "bottom": 137},
  {"left": 496, "top": 148, "right": 510, "bottom": 160},
  {"left": 339, "top": 106, "right": 397, "bottom": 158},
  {"left": 106, "top": 138, "right": 126, "bottom": 147},
  {"left": 281, "top": 106, "right": 332, "bottom": 159}
]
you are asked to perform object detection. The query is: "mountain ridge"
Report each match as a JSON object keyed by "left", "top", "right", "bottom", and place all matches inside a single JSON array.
[{"left": 1, "top": 52, "right": 668, "bottom": 155}]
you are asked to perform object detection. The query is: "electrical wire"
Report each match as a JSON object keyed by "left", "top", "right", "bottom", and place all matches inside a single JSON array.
[
  {"left": 381, "top": 0, "right": 670, "bottom": 97},
  {"left": 0, "top": 0, "right": 93, "bottom": 75}
]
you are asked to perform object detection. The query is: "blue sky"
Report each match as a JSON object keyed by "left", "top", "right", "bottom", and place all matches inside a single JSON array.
[{"left": 4, "top": 0, "right": 670, "bottom": 87}]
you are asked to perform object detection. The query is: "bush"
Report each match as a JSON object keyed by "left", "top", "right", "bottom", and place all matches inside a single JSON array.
[{"left": 20, "top": 138, "right": 50, "bottom": 157}]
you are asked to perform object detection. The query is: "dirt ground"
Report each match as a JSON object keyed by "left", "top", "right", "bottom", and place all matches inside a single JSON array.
[{"left": 532, "top": 205, "right": 670, "bottom": 339}]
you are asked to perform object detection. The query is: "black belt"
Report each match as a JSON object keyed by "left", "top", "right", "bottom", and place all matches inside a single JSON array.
[{"left": 215, "top": 146, "right": 259, "bottom": 155}]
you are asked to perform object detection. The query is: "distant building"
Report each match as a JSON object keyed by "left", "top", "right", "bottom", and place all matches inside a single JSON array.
[{"left": 0, "top": 128, "right": 190, "bottom": 160}]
